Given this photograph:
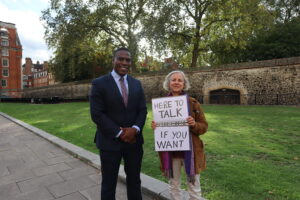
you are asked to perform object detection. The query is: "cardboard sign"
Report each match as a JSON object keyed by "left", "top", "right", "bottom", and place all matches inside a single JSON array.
[{"left": 152, "top": 95, "right": 190, "bottom": 151}]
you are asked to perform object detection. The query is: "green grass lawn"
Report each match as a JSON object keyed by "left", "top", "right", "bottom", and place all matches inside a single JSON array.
[{"left": 0, "top": 102, "right": 299, "bottom": 200}]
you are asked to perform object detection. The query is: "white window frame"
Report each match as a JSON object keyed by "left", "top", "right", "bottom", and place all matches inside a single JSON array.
[
  {"left": 0, "top": 31, "right": 8, "bottom": 38},
  {"left": 1, "top": 39, "right": 9, "bottom": 46},
  {"left": 1, "top": 48, "right": 9, "bottom": 56},
  {"left": 2, "top": 58, "right": 9, "bottom": 67},
  {"left": 1, "top": 79, "right": 7, "bottom": 87},
  {"left": 2, "top": 69, "right": 9, "bottom": 77}
]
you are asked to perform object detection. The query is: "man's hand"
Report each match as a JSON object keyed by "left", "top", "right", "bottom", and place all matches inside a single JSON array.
[
  {"left": 151, "top": 121, "right": 157, "bottom": 130},
  {"left": 120, "top": 127, "right": 137, "bottom": 144}
]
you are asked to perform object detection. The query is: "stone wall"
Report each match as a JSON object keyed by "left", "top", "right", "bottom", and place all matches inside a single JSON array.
[
  {"left": 22, "top": 57, "right": 300, "bottom": 105},
  {"left": 22, "top": 80, "right": 91, "bottom": 100},
  {"left": 139, "top": 57, "right": 299, "bottom": 105}
]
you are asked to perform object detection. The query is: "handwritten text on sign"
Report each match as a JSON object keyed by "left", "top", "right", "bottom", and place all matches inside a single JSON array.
[
  {"left": 152, "top": 95, "right": 190, "bottom": 151},
  {"left": 152, "top": 95, "right": 189, "bottom": 123},
  {"left": 154, "top": 126, "right": 190, "bottom": 151}
]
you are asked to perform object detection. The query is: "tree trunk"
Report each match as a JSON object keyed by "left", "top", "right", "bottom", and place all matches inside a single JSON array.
[
  {"left": 128, "top": 38, "right": 138, "bottom": 72},
  {"left": 190, "top": 22, "right": 201, "bottom": 68},
  {"left": 127, "top": 26, "right": 138, "bottom": 72},
  {"left": 130, "top": 51, "right": 137, "bottom": 72},
  {"left": 190, "top": 42, "right": 199, "bottom": 68},
  {"left": 128, "top": 44, "right": 137, "bottom": 72},
  {"left": 190, "top": 32, "right": 201, "bottom": 68}
]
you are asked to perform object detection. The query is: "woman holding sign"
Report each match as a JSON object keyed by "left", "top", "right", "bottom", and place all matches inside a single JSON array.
[{"left": 151, "top": 70, "right": 208, "bottom": 200}]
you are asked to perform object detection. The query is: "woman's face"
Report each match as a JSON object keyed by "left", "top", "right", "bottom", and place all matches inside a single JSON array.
[{"left": 169, "top": 72, "right": 185, "bottom": 95}]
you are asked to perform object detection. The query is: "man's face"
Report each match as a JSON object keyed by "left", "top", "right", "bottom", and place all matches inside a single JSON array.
[{"left": 113, "top": 50, "right": 131, "bottom": 76}]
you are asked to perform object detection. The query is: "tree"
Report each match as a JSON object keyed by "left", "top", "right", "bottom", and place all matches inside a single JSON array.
[
  {"left": 49, "top": 37, "right": 114, "bottom": 82},
  {"left": 42, "top": 0, "right": 106, "bottom": 82},
  {"left": 87, "top": 0, "right": 148, "bottom": 71},
  {"left": 143, "top": 0, "right": 274, "bottom": 67},
  {"left": 210, "top": 1, "right": 300, "bottom": 64},
  {"left": 42, "top": 0, "right": 148, "bottom": 79},
  {"left": 264, "top": 0, "right": 300, "bottom": 22},
  {"left": 213, "top": 17, "right": 300, "bottom": 63}
]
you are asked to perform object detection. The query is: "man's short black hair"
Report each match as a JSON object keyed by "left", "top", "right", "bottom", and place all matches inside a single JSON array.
[{"left": 113, "top": 47, "right": 131, "bottom": 58}]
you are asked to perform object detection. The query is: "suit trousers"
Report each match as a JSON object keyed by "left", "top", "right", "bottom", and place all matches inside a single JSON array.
[
  {"left": 169, "top": 158, "right": 202, "bottom": 200},
  {"left": 99, "top": 145, "right": 143, "bottom": 200}
]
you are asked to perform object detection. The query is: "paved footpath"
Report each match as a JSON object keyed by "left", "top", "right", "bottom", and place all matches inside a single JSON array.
[{"left": 0, "top": 114, "right": 158, "bottom": 200}]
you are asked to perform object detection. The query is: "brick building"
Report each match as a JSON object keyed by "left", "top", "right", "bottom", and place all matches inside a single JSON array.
[
  {"left": 23, "top": 57, "right": 55, "bottom": 88},
  {"left": 0, "top": 21, "right": 22, "bottom": 98}
]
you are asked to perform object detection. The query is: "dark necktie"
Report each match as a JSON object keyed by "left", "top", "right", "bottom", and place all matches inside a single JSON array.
[{"left": 119, "top": 77, "right": 128, "bottom": 107}]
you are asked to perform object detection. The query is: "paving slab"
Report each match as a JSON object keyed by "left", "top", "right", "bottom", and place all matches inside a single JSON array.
[
  {"left": 55, "top": 192, "right": 87, "bottom": 200},
  {"left": 48, "top": 175, "right": 97, "bottom": 198},
  {"left": 58, "top": 166, "right": 96, "bottom": 180},
  {"left": 32, "top": 163, "right": 72, "bottom": 176},
  {"left": 0, "top": 168, "right": 35, "bottom": 187},
  {"left": 79, "top": 185, "right": 100, "bottom": 200},
  {"left": 17, "top": 173, "right": 64, "bottom": 193},
  {"left": 0, "top": 182, "right": 21, "bottom": 199},
  {"left": 13, "top": 188, "right": 54, "bottom": 200},
  {"left": 0, "top": 142, "right": 11, "bottom": 151},
  {"left": 0, "top": 164, "right": 10, "bottom": 177},
  {"left": 7, "top": 159, "right": 46, "bottom": 174}
]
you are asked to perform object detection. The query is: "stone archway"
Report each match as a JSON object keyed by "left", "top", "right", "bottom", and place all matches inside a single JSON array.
[
  {"left": 203, "top": 83, "right": 248, "bottom": 105},
  {"left": 210, "top": 88, "right": 240, "bottom": 104}
]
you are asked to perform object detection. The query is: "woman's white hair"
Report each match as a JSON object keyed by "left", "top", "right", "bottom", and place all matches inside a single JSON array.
[{"left": 163, "top": 70, "right": 191, "bottom": 91}]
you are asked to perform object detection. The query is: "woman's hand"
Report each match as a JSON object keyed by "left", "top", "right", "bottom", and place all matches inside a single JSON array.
[
  {"left": 187, "top": 116, "right": 196, "bottom": 128},
  {"left": 151, "top": 121, "right": 157, "bottom": 130}
]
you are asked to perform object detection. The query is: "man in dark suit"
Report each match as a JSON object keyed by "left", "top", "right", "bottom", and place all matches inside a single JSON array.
[{"left": 90, "top": 47, "right": 147, "bottom": 200}]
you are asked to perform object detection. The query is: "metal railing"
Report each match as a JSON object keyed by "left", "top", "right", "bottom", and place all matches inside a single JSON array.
[
  {"left": 1, "top": 88, "right": 299, "bottom": 105},
  {"left": 190, "top": 93, "right": 299, "bottom": 105}
]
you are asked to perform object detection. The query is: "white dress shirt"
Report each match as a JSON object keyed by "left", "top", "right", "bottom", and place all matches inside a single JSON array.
[{"left": 111, "top": 70, "right": 140, "bottom": 137}]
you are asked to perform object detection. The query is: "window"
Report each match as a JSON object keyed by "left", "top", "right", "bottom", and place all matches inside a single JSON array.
[
  {"left": 1, "top": 48, "right": 8, "bottom": 56},
  {"left": 1, "top": 80, "right": 7, "bottom": 87},
  {"left": 16, "top": 37, "right": 21, "bottom": 46},
  {"left": 1, "top": 39, "right": 9, "bottom": 46},
  {"left": 0, "top": 31, "right": 8, "bottom": 38},
  {"left": 2, "top": 69, "right": 8, "bottom": 77},
  {"left": 2, "top": 58, "right": 9, "bottom": 67}
]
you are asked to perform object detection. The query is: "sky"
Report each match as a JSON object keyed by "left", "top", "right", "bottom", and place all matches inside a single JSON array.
[{"left": 0, "top": 0, "right": 52, "bottom": 64}]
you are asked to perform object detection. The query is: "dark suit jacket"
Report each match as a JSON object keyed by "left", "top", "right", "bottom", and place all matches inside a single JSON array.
[{"left": 90, "top": 73, "right": 147, "bottom": 151}]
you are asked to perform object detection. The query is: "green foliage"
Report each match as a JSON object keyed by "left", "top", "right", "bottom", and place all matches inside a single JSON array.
[
  {"left": 49, "top": 38, "right": 113, "bottom": 82},
  {"left": 42, "top": 0, "right": 149, "bottom": 80},
  {"left": 0, "top": 103, "right": 299, "bottom": 199},
  {"left": 264, "top": 0, "right": 300, "bottom": 22},
  {"left": 211, "top": 17, "right": 300, "bottom": 63},
  {"left": 41, "top": 0, "right": 300, "bottom": 78},
  {"left": 242, "top": 17, "right": 300, "bottom": 61},
  {"left": 42, "top": 0, "right": 114, "bottom": 82},
  {"left": 143, "top": 0, "right": 274, "bottom": 68}
]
